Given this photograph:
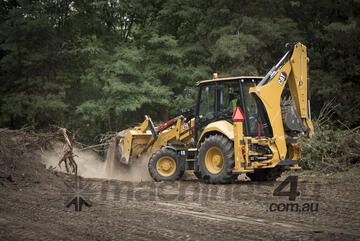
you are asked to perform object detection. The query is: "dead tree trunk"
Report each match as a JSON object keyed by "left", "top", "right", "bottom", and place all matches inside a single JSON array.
[{"left": 58, "top": 128, "right": 77, "bottom": 177}]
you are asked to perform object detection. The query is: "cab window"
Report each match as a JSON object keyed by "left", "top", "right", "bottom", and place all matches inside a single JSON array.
[
  {"left": 198, "top": 85, "right": 216, "bottom": 122},
  {"left": 243, "top": 80, "right": 262, "bottom": 136},
  {"left": 218, "top": 81, "right": 242, "bottom": 119}
]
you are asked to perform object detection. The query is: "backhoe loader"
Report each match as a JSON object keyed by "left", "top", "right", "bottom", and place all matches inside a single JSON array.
[{"left": 107, "top": 42, "right": 314, "bottom": 184}]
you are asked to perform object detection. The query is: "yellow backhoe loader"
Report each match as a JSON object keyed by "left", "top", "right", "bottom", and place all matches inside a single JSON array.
[{"left": 107, "top": 42, "right": 314, "bottom": 184}]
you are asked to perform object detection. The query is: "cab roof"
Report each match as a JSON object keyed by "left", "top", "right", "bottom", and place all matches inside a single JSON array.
[{"left": 196, "top": 76, "right": 264, "bottom": 86}]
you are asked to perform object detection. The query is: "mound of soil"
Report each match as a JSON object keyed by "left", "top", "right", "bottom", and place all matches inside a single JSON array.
[{"left": 0, "top": 128, "right": 61, "bottom": 186}]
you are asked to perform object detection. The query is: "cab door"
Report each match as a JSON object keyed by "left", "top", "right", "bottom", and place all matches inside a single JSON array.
[{"left": 195, "top": 84, "right": 217, "bottom": 141}]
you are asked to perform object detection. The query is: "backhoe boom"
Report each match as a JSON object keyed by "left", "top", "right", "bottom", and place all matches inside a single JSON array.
[{"left": 249, "top": 42, "right": 314, "bottom": 161}]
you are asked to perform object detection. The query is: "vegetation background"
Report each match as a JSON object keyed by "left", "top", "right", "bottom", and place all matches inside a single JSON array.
[{"left": 1, "top": 0, "right": 359, "bottom": 171}]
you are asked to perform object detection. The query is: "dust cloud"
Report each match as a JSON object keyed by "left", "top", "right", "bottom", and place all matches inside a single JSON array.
[{"left": 41, "top": 141, "right": 152, "bottom": 182}]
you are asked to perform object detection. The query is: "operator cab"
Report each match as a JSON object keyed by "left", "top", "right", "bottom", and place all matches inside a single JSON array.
[{"left": 195, "top": 75, "right": 264, "bottom": 142}]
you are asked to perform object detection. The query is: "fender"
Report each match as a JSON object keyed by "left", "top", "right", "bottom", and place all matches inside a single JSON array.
[{"left": 197, "top": 120, "right": 234, "bottom": 146}]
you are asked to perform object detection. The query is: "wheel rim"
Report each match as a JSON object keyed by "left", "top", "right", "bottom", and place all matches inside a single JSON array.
[
  {"left": 156, "top": 156, "right": 176, "bottom": 177},
  {"left": 205, "top": 147, "right": 224, "bottom": 174}
]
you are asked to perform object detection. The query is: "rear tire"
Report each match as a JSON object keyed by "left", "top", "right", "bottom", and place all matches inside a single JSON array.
[
  {"left": 246, "top": 167, "right": 283, "bottom": 181},
  {"left": 198, "top": 135, "right": 235, "bottom": 184},
  {"left": 148, "top": 148, "right": 185, "bottom": 182}
]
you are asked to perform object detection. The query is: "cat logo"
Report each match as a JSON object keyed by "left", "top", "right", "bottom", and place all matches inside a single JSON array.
[{"left": 278, "top": 72, "right": 287, "bottom": 86}]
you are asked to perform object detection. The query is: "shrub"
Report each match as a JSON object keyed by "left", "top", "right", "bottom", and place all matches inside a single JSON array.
[{"left": 299, "top": 101, "right": 360, "bottom": 173}]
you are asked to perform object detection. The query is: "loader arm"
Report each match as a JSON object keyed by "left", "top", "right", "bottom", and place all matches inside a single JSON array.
[{"left": 249, "top": 42, "right": 314, "bottom": 161}]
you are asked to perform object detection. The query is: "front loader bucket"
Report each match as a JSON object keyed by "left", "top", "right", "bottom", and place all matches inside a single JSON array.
[
  {"left": 115, "top": 130, "right": 153, "bottom": 165},
  {"left": 114, "top": 132, "right": 129, "bottom": 165},
  {"left": 105, "top": 130, "right": 152, "bottom": 176},
  {"left": 106, "top": 126, "right": 154, "bottom": 174},
  {"left": 105, "top": 115, "right": 169, "bottom": 177}
]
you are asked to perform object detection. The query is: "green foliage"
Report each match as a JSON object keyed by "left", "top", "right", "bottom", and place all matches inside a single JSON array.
[
  {"left": 300, "top": 123, "right": 360, "bottom": 173},
  {"left": 300, "top": 102, "right": 360, "bottom": 173}
]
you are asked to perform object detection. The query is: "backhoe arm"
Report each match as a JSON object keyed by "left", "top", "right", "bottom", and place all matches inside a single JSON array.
[
  {"left": 287, "top": 43, "right": 314, "bottom": 137},
  {"left": 249, "top": 42, "right": 314, "bottom": 161}
]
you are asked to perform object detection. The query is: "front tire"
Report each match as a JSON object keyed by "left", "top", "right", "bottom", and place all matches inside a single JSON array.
[
  {"left": 148, "top": 148, "right": 185, "bottom": 181},
  {"left": 198, "top": 135, "right": 235, "bottom": 184}
]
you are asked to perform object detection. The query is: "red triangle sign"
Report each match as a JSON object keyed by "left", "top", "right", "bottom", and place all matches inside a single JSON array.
[{"left": 232, "top": 107, "right": 245, "bottom": 122}]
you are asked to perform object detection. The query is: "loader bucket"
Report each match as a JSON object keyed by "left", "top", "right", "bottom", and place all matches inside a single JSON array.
[
  {"left": 109, "top": 128, "right": 153, "bottom": 167},
  {"left": 105, "top": 129, "right": 153, "bottom": 176},
  {"left": 119, "top": 131, "right": 152, "bottom": 164},
  {"left": 105, "top": 115, "right": 174, "bottom": 176}
]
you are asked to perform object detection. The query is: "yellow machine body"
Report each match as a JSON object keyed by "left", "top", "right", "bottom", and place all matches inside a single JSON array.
[{"left": 111, "top": 42, "right": 313, "bottom": 183}]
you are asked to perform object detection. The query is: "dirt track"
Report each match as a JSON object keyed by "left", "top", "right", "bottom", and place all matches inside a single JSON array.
[{"left": 1, "top": 152, "right": 360, "bottom": 241}]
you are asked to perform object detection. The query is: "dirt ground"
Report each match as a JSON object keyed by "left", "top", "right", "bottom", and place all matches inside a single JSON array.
[{"left": 0, "top": 130, "right": 359, "bottom": 240}]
